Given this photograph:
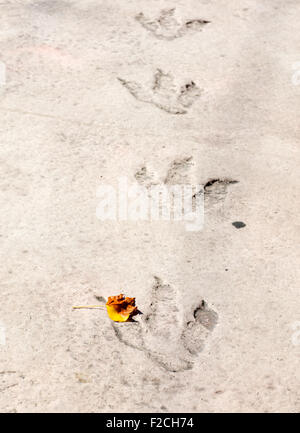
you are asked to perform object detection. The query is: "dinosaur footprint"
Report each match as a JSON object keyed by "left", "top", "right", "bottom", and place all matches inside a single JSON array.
[
  {"left": 118, "top": 69, "right": 201, "bottom": 114},
  {"left": 112, "top": 277, "right": 218, "bottom": 372},
  {"left": 133, "top": 161, "right": 239, "bottom": 220},
  {"left": 136, "top": 8, "right": 210, "bottom": 40}
]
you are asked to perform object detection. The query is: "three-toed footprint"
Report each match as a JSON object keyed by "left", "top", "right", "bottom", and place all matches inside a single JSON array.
[
  {"left": 134, "top": 158, "right": 238, "bottom": 210},
  {"left": 136, "top": 8, "right": 210, "bottom": 41},
  {"left": 112, "top": 277, "right": 218, "bottom": 372},
  {"left": 118, "top": 69, "right": 201, "bottom": 115}
]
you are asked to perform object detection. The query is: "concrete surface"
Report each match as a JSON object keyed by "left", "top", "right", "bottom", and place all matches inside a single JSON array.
[{"left": 0, "top": 0, "right": 299, "bottom": 412}]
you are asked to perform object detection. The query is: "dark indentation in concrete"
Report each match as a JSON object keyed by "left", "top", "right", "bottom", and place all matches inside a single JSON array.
[
  {"left": 185, "top": 19, "right": 210, "bottom": 28},
  {"left": 204, "top": 178, "right": 238, "bottom": 191},
  {"left": 193, "top": 300, "right": 218, "bottom": 331},
  {"left": 232, "top": 221, "right": 246, "bottom": 229}
]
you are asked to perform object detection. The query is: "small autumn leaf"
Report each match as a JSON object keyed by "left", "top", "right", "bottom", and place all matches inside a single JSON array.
[
  {"left": 73, "top": 293, "right": 139, "bottom": 322},
  {"left": 106, "top": 294, "right": 138, "bottom": 322}
]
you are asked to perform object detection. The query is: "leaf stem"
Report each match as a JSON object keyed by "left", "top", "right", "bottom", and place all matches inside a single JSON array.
[{"left": 72, "top": 305, "right": 106, "bottom": 310}]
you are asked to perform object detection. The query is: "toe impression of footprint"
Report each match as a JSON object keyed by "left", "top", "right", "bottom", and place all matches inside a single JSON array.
[
  {"left": 135, "top": 156, "right": 194, "bottom": 191},
  {"left": 112, "top": 277, "right": 218, "bottom": 373}
]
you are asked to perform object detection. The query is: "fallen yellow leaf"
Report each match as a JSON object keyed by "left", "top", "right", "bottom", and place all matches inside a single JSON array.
[{"left": 106, "top": 294, "right": 138, "bottom": 322}]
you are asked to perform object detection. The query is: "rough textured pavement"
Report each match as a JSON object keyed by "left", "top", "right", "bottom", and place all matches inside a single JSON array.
[{"left": 0, "top": 0, "right": 299, "bottom": 412}]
